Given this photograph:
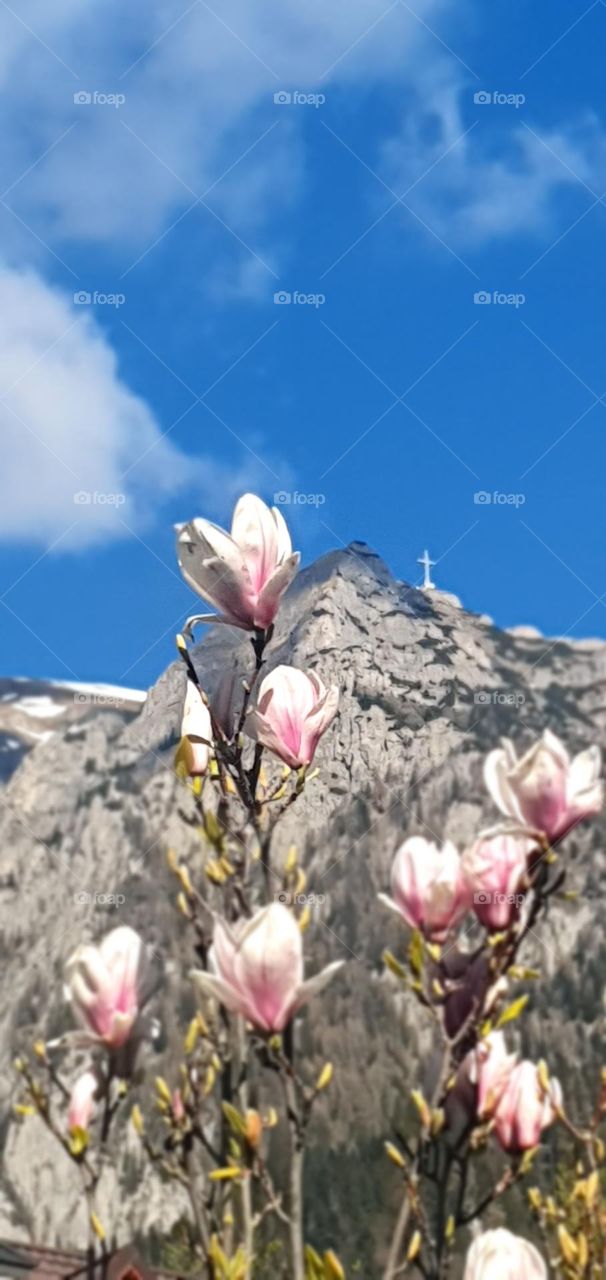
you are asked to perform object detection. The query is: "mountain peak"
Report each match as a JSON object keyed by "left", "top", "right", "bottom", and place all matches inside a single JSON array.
[
  {"left": 2, "top": 542, "right": 606, "bottom": 1261},
  {"left": 290, "top": 540, "right": 397, "bottom": 593}
]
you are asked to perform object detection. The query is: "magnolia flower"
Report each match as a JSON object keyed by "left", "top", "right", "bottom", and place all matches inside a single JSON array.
[
  {"left": 493, "top": 1060, "right": 561, "bottom": 1153},
  {"left": 180, "top": 679, "right": 213, "bottom": 775},
  {"left": 464, "top": 1228, "right": 547, "bottom": 1279},
  {"left": 68, "top": 1070, "right": 99, "bottom": 1132},
  {"left": 65, "top": 926, "right": 146, "bottom": 1051},
  {"left": 246, "top": 665, "right": 339, "bottom": 769},
  {"left": 466, "top": 1031, "right": 518, "bottom": 1120},
  {"left": 176, "top": 493, "right": 299, "bottom": 630},
  {"left": 191, "top": 903, "right": 343, "bottom": 1033},
  {"left": 484, "top": 730, "right": 603, "bottom": 845},
  {"left": 462, "top": 833, "right": 531, "bottom": 931},
  {"left": 378, "top": 837, "right": 470, "bottom": 942}
]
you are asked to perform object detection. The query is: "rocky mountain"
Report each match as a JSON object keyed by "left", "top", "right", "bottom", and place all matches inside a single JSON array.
[
  {"left": 0, "top": 679, "right": 145, "bottom": 781},
  {"left": 1, "top": 543, "right": 606, "bottom": 1270}
]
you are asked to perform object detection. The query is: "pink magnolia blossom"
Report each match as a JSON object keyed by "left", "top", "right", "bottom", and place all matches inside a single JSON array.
[
  {"left": 180, "top": 679, "right": 213, "bottom": 775},
  {"left": 246, "top": 665, "right": 339, "bottom": 769},
  {"left": 378, "top": 837, "right": 470, "bottom": 942},
  {"left": 462, "top": 833, "right": 531, "bottom": 931},
  {"left": 191, "top": 903, "right": 343, "bottom": 1033},
  {"left": 466, "top": 1031, "right": 518, "bottom": 1120},
  {"left": 464, "top": 1229, "right": 547, "bottom": 1279},
  {"left": 171, "top": 1089, "right": 186, "bottom": 1124},
  {"left": 67, "top": 1070, "right": 98, "bottom": 1131},
  {"left": 65, "top": 926, "right": 146, "bottom": 1051},
  {"left": 493, "top": 1060, "right": 561, "bottom": 1153},
  {"left": 176, "top": 493, "right": 299, "bottom": 631},
  {"left": 484, "top": 730, "right": 602, "bottom": 845}
]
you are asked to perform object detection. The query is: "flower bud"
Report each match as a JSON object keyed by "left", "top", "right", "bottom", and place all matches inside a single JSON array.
[
  {"left": 493, "top": 1060, "right": 561, "bottom": 1153},
  {"left": 191, "top": 903, "right": 343, "bottom": 1033},
  {"left": 462, "top": 833, "right": 531, "bottom": 931},
  {"left": 180, "top": 680, "right": 213, "bottom": 776},
  {"left": 246, "top": 665, "right": 338, "bottom": 769},
  {"left": 466, "top": 1031, "right": 518, "bottom": 1120},
  {"left": 65, "top": 926, "right": 146, "bottom": 1050},
  {"left": 379, "top": 837, "right": 470, "bottom": 942},
  {"left": 67, "top": 1070, "right": 98, "bottom": 1132}
]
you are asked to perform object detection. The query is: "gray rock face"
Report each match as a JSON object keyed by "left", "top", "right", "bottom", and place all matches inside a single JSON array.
[
  {"left": 1, "top": 544, "right": 605, "bottom": 1263},
  {"left": 0, "top": 679, "right": 145, "bottom": 782}
]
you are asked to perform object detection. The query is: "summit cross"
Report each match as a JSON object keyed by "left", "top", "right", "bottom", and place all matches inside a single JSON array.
[{"left": 417, "top": 549, "right": 436, "bottom": 590}]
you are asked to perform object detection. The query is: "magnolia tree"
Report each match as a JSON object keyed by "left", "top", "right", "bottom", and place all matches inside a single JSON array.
[{"left": 13, "top": 494, "right": 606, "bottom": 1279}]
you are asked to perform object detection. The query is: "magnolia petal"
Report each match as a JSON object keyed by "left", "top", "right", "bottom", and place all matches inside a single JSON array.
[
  {"left": 570, "top": 779, "right": 604, "bottom": 824},
  {"left": 305, "top": 670, "right": 327, "bottom": 701},
  {"left": 181, "top": 684, "right": 212, "bottom": 774},
  {"left": 484, "top": 748, "right": 523, "bottom": 822},
  {"left": 247, "top": 664, "right": 337, "bottom": 768},
  {"left": 185, "top": 558, "right": 252, "bottom": 626},
  {"left": 190, "top": 969, "right": 248, "bottom": 1018},
  {"left": 234, "top": 904, "right": 304, "bottom": 1032},
  {"left": 272, "top": 504, "right": 293, "bottom": 560},
  {"left": 464, "top": 1229, "right": 547, "bottom": 1280},
  {"left": 569, "top": 744, "right": 601, "bottom": 795},
  {"left": 66, "top": 945, "right": 108, "bottom": 1002},
  {"left": 540, "top": 728, "right": 570, "bottom": 768},
  {"left": 377, "top": 891, "right": 404, "bottom": 916},
  {"left": 304, "top": 684, "right": 339, "bottom": 738},
  {"left": 101, "top": 926, "right": 144, "bottom": 997},
  {"left": 176, "top": 522, "right": 254, "bottom": 627},
  {"left": 500, "top": 737, "right": 517, "bottom": 768},
  {"left": 231, "top": 494, "right": 280, "bottom": 594},
  {"left": 295, "top": 960, "right": 345, "bottom": 1010},
  {"left": 65, "top": 927, "right": 145, "bottom": 1052},
  {"left": 388, "top": 837, "right": 469, "bottom": 939},
  {"left": 245, "top": 709, "right": 305, "bottom": 770},
  {"left": 254, "top": 553, "right": 300, "bottom": 628},
  {"left": 189, "top": 517, "right": 245, "bottom": 575}
]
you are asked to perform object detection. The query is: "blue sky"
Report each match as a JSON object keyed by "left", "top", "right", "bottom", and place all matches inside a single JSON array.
[{"left": 1, "top": 0, "right": 606, "bottom": 687}]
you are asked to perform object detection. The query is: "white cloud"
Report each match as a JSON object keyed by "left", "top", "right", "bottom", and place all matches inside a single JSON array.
[
  {"left": 0, "top": 0, "right": 603, "bottom": 559},
  {"left": 0, "top": 264, "right": 271, "bottom": 547},
  {"left": 0, "top": 0, "right": 601, "bottom": 273},
  {"left": 0, "top": 0, "right": 446, "bottom": 263},
  {"left": 380, "top": 69, "right": 606, "bottom": 246}
]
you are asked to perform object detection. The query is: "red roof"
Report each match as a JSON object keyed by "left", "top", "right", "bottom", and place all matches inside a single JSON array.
[{"left": 0, "top": 1241, "right": 188, "bottom": 1280}]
